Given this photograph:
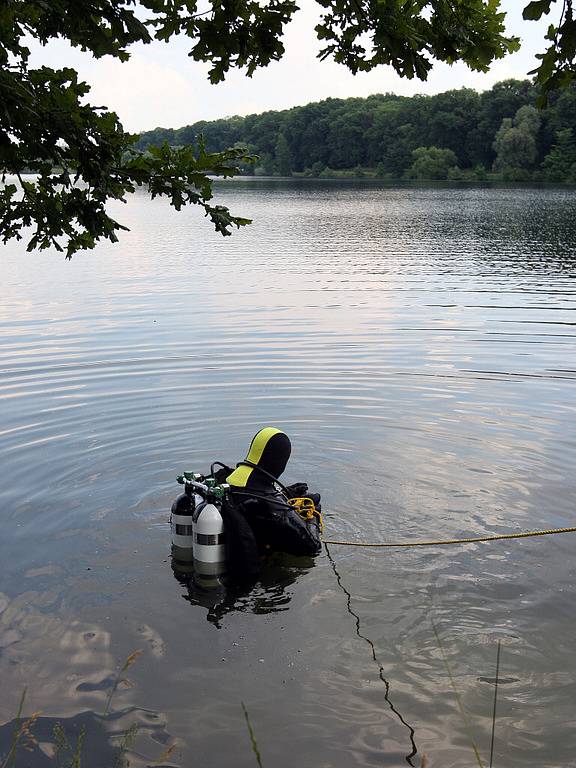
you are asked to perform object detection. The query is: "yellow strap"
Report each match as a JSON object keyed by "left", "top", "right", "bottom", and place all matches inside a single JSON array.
[{"left": 322, "top": 525, "right": 576, "bottom": 548}]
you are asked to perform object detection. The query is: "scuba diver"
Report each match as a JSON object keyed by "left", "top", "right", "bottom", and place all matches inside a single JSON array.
[
  {"left": 218, "top": 427, "right": 322, "bottom": 583},
  {"left": 170, "top": 426, "right": 322, "bottom": 600}
]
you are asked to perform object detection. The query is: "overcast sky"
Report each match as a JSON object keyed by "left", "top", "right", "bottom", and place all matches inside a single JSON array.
[{"left": 30, "top": 0, "right": 554, "bottom": 133}]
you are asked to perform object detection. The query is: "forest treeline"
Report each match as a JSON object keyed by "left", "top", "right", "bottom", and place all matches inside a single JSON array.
[{"left": 135, "top": 80, "right": 576, "bottom": 182}]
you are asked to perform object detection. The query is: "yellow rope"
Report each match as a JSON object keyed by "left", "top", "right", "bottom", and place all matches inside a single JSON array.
[
  {"left": 322, "top": 525, "right": 576, "bottom": 548},
  {"left": 288, "top": 497, "right": 324, "bottom": 533}
]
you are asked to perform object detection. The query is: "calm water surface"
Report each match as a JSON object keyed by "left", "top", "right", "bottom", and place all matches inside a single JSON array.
[{"left": 1, "top": 181, "right": 576, "bottom": 767}]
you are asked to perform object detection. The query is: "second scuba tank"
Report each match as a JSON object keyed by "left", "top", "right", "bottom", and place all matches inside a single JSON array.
[
  {"left": 171, "top": 485, "right": 195, "bottom": 561},
  {"left": 193, "top": 480, "right": 227, "bottom": 576},
  {"left": 171, "top": 474, "right": 203, "bottom": 574}
]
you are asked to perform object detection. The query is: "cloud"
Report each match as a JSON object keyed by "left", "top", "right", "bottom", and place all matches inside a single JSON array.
[{"left": 85, "top": 53, "right": 195, "bottom": 131}]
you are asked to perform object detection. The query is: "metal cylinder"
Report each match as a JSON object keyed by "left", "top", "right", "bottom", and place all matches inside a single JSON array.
[
  {"left": 192, "top": 500, "right": 226, "bottom": 574},
  {"left": 171, "top": 487, "right": 197, "bottom": 565}
]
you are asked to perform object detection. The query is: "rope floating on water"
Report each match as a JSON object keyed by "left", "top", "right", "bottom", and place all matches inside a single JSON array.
[{"left": 322, "top": 525, "right": 576, "bottom": 548}]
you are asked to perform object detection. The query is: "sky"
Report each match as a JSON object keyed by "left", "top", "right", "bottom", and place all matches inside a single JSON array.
[{"left": 29, "top": 0, "right": 555, "bottom": 133}]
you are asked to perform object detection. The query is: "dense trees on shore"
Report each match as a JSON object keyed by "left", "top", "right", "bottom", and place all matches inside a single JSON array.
[
  {"left": 136, "top": 80, "right": 576, "bottom": 181},
  {"left": 4, "top": 1, "right": 576, "bottom": 255}
]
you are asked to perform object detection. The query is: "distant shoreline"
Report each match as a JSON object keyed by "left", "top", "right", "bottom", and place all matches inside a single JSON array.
[
  {"left": 134, "top": 79, "right": 576, "bottom": 184},
  {"left": 10, "top": 172, "right": 576, "bottom": 188}
]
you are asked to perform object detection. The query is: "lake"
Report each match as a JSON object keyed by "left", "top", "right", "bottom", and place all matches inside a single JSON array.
[{"left": 1, "top": 180, "right": 575, "bottom": 768}]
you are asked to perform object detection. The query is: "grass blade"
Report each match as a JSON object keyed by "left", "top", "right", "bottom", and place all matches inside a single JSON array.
[
  {"left": 112, "top": 723, "right": 139, "bottom": 768},
  {"left": 1, "top": 690, "right": 41, "bottom": 768},
  {"left": 53, "top": 722, "right": 85, "bottom": 768},
  {"left": 241, "top": 702, "right": 263, "bottom": 768},
  {"left": 432, "top": 622, "right": 485, "bottom": 768},
  {"left": 489, "top": 640, "right": 502, "bottom": 768},
  {"left": 1, "top": 690, "right": 26, "bottom": 768},
  {"left": 104, "top": 649, "right": 143, "bottom": 715}
]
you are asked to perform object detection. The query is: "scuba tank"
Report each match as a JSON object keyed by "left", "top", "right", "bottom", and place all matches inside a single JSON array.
[
  {"left": 193, "top": 478, "right": 227, "bottom": 578},
  {"left": 171, "top": 473, "right": 203, "bottom": 575},
  {"left": 170, "top": 473, "right": 228, "bottom": 585}
]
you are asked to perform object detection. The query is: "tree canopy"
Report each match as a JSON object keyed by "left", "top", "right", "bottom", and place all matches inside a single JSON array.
[
  {"left": 137, "top": 80, "right": 576, "bottom": 181},
  {"left": 1, "top": 0, "right": 576, "bottom": 256}
]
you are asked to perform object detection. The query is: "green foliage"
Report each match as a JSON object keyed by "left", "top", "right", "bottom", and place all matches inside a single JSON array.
[
  {"left": 473, "top": 79, "right": 539, "bottom": 164},
  {"left": 53, "top": 723, "right": 85, "bottom": 768},
  {"left": 0, "top": 1, "right": 261, "bottom": 257},
  {"left": 0, "top": 17, "right": 256, "bottom": 257},
  {"left": 542, "top": 127, "right": 576, "bottom": 179},
  {"left": 274, "top": 133, "right": 292, "bottom": 176},
  {"left": 493, "top": 104, "right": 541, "bottom": 172},
  {"left": 501, "top": 166, "right": 535, "bottom": 181},
  {"left": 144, "top": 0, "right": 298, "bottom": 84},
  {"left": 447, "top": 164, "right": 488, "bottom": 181},
  {"left": 253, "top": 152, "right": 276, "bottom": 176},
  {"left": 307, "top": 161, "right": 327, "bottom": 177},
  {"left": 3, "top": 1, "right": 576, "bottom": 255},
  {"left": 526, "top": 0, "right": 576, "bottom": 104},
  {"left": 375, "top": 161, "right": 388, "bottom": 178},
  {"left": 515, "top": 103, "right": 542, "bottom": 133},
  {"left": 315, "top": 0, "right": 518, "bottom": 80},
  {"left": 138, "top": 81, "right": 576, "bottom": 181},
  {"left": 405, "top": 146, "right": 459, "bottom": 180}
]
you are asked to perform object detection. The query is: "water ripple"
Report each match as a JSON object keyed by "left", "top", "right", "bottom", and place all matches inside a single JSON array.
[{"left": 1, "top": 183, "right": 575, "bottom": 767}]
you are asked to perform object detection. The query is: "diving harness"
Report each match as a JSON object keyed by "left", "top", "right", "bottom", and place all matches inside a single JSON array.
[{"left": 170, "top": 469, "right": 322, "bottom": 583}]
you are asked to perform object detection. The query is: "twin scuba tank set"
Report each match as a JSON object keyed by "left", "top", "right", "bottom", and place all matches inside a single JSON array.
[{"left": 171, "top": 472, "right": 227, "bottom": 584}]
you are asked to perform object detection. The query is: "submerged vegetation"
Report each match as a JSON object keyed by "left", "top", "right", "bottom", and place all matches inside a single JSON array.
[
  {"left": 0, "top": 654, "right": 152, "bottom": 768},
  {"left": 136, "top": 80, "right": 576, "bottom": 182},
  {"left": 3, "top": 652, "right": 503, "bottom": 768},
  {"left": 241, "top": 703, "right": 264, "bottom": 768}
]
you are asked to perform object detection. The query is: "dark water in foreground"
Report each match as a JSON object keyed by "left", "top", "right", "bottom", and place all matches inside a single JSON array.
[{"left": 1, "top": 180, "right": 576, "bottom": 768}]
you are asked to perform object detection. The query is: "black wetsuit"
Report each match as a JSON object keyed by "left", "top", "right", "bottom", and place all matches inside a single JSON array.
[{"left": 216, "top": 428, "right": 322, "bottom": 582}]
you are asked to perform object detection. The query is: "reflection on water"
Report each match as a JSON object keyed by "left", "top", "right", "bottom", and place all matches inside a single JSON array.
[
  {"left": 0, "top": 708, "right": 175, "bottom": 768},
  {"left": 1, "top": 181, "right": 576, "bottom": 767},
  {"left": 326, "top": 544, "right": 419, "bottom": 766},
  {"left": 0, "top": 587, "right": 175, "bottom": 766},
  {"left": 172, "top": 552, "right": 316, "bottom": 629}
]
